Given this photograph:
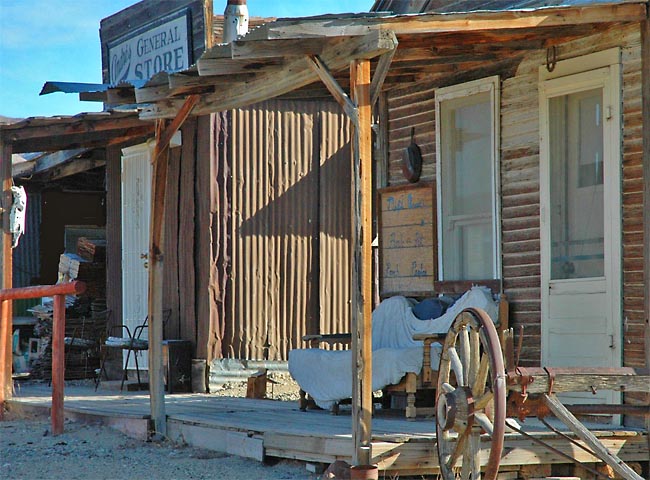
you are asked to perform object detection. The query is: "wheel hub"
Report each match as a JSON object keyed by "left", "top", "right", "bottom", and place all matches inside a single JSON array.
[{"left": 437, "top": 386, "right": 474, "bottom": 432}]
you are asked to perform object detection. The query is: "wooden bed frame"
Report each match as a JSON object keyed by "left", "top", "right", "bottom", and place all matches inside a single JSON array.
[{"left": 298, "top": 281, "right": 509, "bottom": 419}]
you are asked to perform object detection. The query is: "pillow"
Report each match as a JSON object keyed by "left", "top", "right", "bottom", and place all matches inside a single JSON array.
[{"left": 412, "top": 296, "right": 454, "bottom": 320}]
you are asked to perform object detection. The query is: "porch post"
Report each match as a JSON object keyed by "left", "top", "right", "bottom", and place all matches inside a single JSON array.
[
  {"left": 0, "top": 139, "right": 12, "bottom": 418},
  {"left": 149, "top": 119, "right": 169, "bottom": 437},
  {"left": 350, "top": 58, "right": 373, "bottom": 466},
  {"left": 148, "top": 95, "right": 200, "bottom": 437},
  {"left": 641, "top": 17, "right": 650, "bottom": 444}
]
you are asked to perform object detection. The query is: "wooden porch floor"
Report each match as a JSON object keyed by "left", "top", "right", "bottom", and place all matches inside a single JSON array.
[{"left": 6, "top": 382, "right": 649, "bottom": 477}]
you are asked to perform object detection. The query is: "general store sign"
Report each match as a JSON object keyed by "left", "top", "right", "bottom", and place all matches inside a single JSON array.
[{"left": 108, "top": 9, "right": 192, "bottom": 84}]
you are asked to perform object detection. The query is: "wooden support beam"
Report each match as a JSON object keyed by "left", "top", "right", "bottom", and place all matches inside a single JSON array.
[
  {"left": 0, "top": 139, "right": 12, "bottom": 419},
  {"left": 641, "top": 16, "right": 650, "bottom": 455},
  {"left": 148, "top": 119, "right": 168, "bottom": 438},
  {"left": 106, "top": 87, "right": 137, "bottom": 106},
  {"left": 148, "top": 94, "right": 199, "bottom": 437},
  {"left": 350, "top": 58, "right": 373, "bottom": 467},
  {"left": 190, "top": 58, "right": 285, "bottom": 76},
  {"left": 307, "top": 55, "right": 358, "bottom": 126},
  {"left": 140, "top": 30, "right": 397, "bottom": 119},
  {"left": 51, "top": 294, "right": 65, "bottom": 434},
  {"left": 79, "top": 91, "right": 107, "bottom": 102},
  {"left": 245, "top": 4, "right": 646, "bottom": 40},
  {"left": 46, "top": 158, "right": 106, "bottom": 182},
  {"left": 12, "top": 148, "right": 87, "bottom": 178},
  {"left": 231, "top": 37, "right": 326, "bottom": 59},
  {"left": 370, "top": 49, "right": 395, "bottom": 107},
  {"left": 2, "top": 116, "right": 147, "bottom": 143},
  {"left": 11, "top": 124, "right": 155, "bottom": 154},
  {"left": 507, "top": 368, "right": 650, "bottom": 394},
  {"left": 543, "top": 394, "right": 644, "bottom": 480}
]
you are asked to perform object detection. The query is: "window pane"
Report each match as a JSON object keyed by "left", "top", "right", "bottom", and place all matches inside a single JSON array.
[
  {"left": 440, "top": 91, "right": 494, "bottom": 280},
  {"left": 549, "top": 88, "right": 604, "bottom": 280}
]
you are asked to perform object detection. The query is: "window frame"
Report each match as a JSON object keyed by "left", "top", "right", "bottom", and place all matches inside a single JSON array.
[{"left": 434, "top": 76, "right": 501, "bottom": 281}]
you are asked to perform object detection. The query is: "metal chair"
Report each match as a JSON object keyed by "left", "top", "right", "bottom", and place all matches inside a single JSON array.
[{"left": 96, "top": 309, "right": 171, "bottom": 391}]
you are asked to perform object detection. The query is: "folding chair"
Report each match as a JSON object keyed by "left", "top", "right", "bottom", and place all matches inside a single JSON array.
[{"left": 96, "top": 309, "right": 171, "bottom": 391}]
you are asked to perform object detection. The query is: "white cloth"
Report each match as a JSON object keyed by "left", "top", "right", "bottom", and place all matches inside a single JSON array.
[{"left": 288, "top": 286, "right": 497, "bottom": 409}]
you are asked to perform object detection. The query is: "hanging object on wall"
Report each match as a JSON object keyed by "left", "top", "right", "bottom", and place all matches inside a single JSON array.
[
  {"left": 402, "top": 127, "right": 422, "bottom": 183},
  {"left": 546, "top": 45, "right": 557, "bottom": 72},
  {"left": 10, "top": 185, "right": 27, "bottom": 248}
]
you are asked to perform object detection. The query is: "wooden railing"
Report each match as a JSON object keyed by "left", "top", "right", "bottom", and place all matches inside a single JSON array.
[{"left": 0, "top": 281, "right": 85, "bottom": 434}]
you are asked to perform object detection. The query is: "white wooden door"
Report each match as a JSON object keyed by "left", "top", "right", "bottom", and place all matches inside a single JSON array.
[
  {"left": 121, "top": 142, "right": 152, "bottom": 370},
  {"left": 540, "top": 64, "right": 621, "bottom": 406}
]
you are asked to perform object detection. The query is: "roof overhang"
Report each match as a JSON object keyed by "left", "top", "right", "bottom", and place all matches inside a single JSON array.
[
  {"left": 0, "top": 111, "right": 154, "bottom": 154},
  {"left": 124, "top": 2, "right": 647, "bottom": 119}
]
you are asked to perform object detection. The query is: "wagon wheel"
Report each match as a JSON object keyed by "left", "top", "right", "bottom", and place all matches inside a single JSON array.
[{"left": 435, "top": 307, "right": 506, "bottom": 480}]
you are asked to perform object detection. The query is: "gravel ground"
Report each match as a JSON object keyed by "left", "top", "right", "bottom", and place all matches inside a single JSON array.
[
  {"left": 0, "top": 419, "right": 314, "bottom": 480},
  {"left": 1, "top": 373, "right": 318, "bottom": 480}
]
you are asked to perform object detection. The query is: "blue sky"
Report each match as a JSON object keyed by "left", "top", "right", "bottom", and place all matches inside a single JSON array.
[{"left": 0, "top": 0, "right": 374, "bottom": 119}]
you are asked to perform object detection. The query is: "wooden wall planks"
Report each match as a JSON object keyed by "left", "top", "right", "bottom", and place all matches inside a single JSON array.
[{"left": 383, "top": 23, "right": 645, "bottom": 367}]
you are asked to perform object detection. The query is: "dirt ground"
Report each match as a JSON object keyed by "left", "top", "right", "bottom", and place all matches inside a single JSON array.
[{"left": 0, "top": 373, "right": 320, "bottom": 480}]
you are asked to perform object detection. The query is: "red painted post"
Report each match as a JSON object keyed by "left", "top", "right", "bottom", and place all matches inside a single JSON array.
[
  {"left": 0, "top": 300, "right": 8, "bottom": 420},
  {"left": 51, "top": 294, "right": 65, "bottom": 435},
  {"left": 0, "top": 281, "right": 85, "bottom": 433}
]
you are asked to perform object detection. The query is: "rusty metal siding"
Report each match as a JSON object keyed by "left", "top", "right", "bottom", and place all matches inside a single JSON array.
[
  {"left": 225, "top": 99, "right": 351, "bottom": 361},
  {"left": 12, "top": 190, "right": 41, "bottom": 316},
  {"left": 318, "top": 104, "right": 352, "bottom": 337}
]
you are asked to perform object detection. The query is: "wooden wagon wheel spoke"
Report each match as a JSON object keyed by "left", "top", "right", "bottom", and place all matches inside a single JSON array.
[
  {"left": 446, "top": 423, "right": 472, "bottom": 470},
  {"left": 448, "top": 346, "right": 465, "bottom": 386},
  {"left": 436, "top": 307, "right": 506, "bottom": 480},
  {"left": 473, "top": 353, "right": 489, "bottom": 397},
  {"left": 474, "top": 391, "right": 493, "bottom": 411},
  {"left": 441, "top": 382, "right": 455, "bottom": 394},
  {"left": 459, "top": 326, "right": 471, "bottom": 386},
  {"left": 474, "top": 412, "right": 494, "bottom": 436},
  {"left": 469, "top": 328, "right": 481, "bottom": 388},
  {"left": 462, "top": 428, "right": 482, "bottom": 480}
]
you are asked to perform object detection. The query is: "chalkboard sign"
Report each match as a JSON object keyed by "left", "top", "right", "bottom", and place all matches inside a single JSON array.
[{"left": 379, "top": 183, "right": 435, "bottom": 296}]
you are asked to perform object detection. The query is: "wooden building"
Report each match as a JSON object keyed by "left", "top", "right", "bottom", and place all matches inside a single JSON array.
[
  {"left": 1, "top": 0, "right": 649, "bottom": 471},
  {"left": 100, "top": 0, "right": 650, "bottom": 436},
  {"left": 1, "top": 0, "right": 648, "bottom": 387},
  {"left": 0, "top": 0, "right": 353, "bottom": 383}
]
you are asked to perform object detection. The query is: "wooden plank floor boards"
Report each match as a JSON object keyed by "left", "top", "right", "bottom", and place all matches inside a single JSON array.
[{"left": 6, "top": 383, "right": 649, "bottom": 476}]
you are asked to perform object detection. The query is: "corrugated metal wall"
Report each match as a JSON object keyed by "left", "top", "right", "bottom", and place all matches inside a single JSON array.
[
  {"left": 12, "top": 191, "right": 41, "bottom": 316},
  {"left": 225, "top": 99, "right": 351, "bottom": 361}
]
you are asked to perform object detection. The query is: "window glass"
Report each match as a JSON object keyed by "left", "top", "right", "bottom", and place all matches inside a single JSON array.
[
  {"left": 549, "top": 88, "right": 604, "bottom": 279},
  {"left": 439, "top": 90, "right": 495, "bottom": 280}
]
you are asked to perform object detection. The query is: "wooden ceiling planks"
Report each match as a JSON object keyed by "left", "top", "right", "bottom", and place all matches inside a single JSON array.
[{"left": 6, "top": 123, "right": 154, "bottom": 154}]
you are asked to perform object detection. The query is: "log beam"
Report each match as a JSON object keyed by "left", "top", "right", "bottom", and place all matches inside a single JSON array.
[
  {"left": 246, "top": 4, "right": 646, "bottom": 40},
  {"left": 148, "top": 94, "right": 199, "bottom": 437},
  {"left": 350, "top": 58, "right": 373, "bottom": 466},
  {"left": 543, "top": 394, "right": 644, "bottom": 480},
  {"left": 370, "top": 49, "right": 395, "bottom": 107},
  {"left": 641, "top": 15, "right": 650, "bottom": 454},
  {"left": 307, "top": 55, "right": 358, "bottom": 126}
]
